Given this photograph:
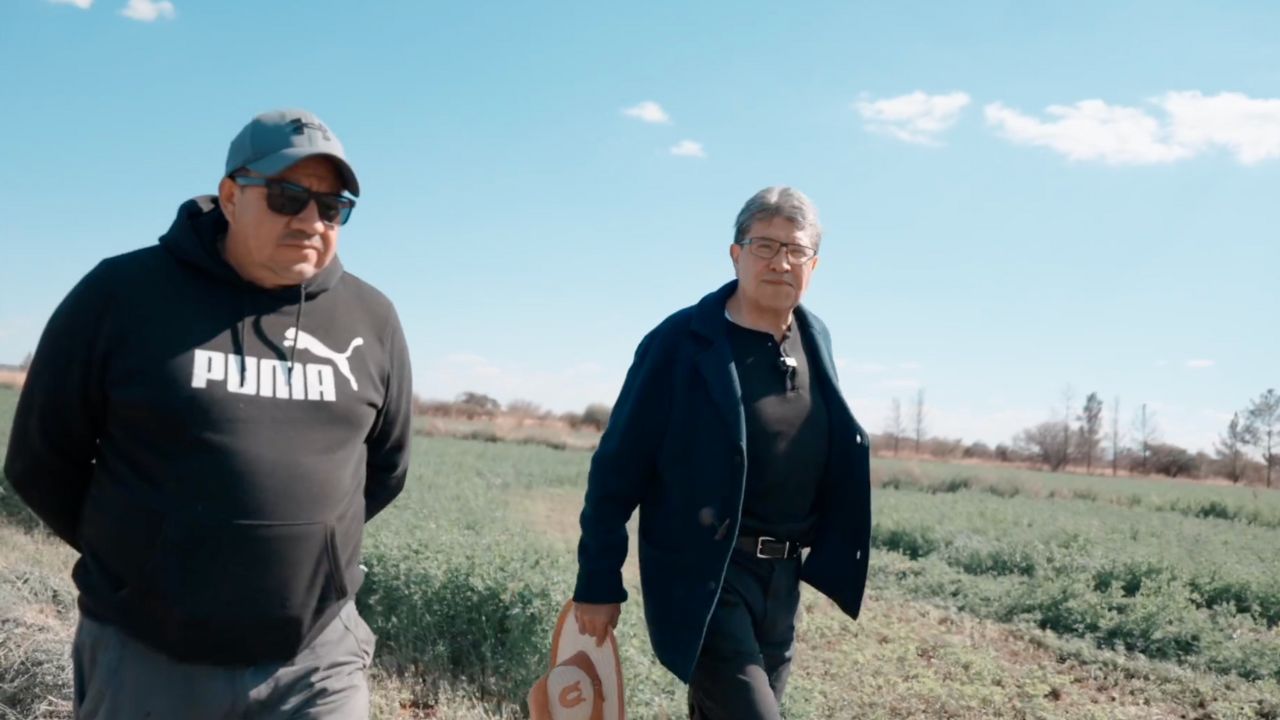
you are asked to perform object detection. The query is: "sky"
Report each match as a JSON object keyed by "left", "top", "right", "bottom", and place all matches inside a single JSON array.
[{"left": 1, "top": 0, "right": 1277, "bottom": 454}]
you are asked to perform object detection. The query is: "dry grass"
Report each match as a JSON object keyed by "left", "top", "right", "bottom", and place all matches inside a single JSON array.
[
  {"left": 0, "top": 522, "right": 76, "bottom": 720},
  {"left": 415, "top": 415, "right": 601, "bottom": 452},
  {"left": 0, "top": 372, "right": 23, "bottom": 391},
  {"left": 369, "top": 670, "right": 523, "bottom": 719}
]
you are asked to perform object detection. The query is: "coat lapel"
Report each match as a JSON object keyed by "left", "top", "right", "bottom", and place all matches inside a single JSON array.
[
  {"left": 794, "top": 306, "right": 839, "bottom": 389},
  {"left": 691, "top": 282, "right": 746, "bottom": 443}
]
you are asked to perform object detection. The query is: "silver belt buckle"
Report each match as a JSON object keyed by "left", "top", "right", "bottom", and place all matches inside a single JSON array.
[{"left": 756, "top": 536, "right": 787, "bottom": 559}]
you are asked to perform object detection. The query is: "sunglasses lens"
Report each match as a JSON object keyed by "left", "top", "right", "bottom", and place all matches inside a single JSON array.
[
  {"left": 266, "top": 181, "right": 312, "bottom": 216},
  {"left": 314, "top": 197, "right": 353, "bottom": 225}
]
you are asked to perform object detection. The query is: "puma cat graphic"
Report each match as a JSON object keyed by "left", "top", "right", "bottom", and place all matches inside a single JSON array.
[{"left": 283, "top": 327, "right": 364, "bottom": 391}]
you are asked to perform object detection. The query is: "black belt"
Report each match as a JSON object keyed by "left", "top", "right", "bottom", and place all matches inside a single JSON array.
[{"left": 735, "top": 535, "right": 804, "bottom": 560}]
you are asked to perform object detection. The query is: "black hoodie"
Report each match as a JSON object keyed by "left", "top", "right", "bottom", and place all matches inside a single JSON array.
[{"left": 4, "top": 197, "right": 413, "bottom": 665}]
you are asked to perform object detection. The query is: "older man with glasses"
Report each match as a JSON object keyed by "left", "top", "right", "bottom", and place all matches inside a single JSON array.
[
  {"left": 573, "top": 187, "right": 872, "bottom": 719},
  {"left": 5, "top": 109, "right": 412, "bottom": 718}
]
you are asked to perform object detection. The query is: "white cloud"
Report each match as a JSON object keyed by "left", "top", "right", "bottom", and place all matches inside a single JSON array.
[
  {"left": 845, "top": 362, "right": 887, "bottom": 374},
  {"left": 1159, "top": 91, "right": 1280, "bottom": 165},
  {"left": 622, "top": 101, "right": 671, "bottom": 125},
  {"left": 984, "top": 100, "right": 1189, "bottom": 165},
  {"left": 855, "top": 91, "right": 971, "bottom": 145},
  {"left": 899, "top": 361, "right": 923, "bottom": 370},
  {"left": 985, "top": 92, "right": 1280, "bottom": 165},
  {"left": 669, "top": 140, "right": 706, "bottom": 158},
  {"left": 120, "top": 0, "right": 174, "bottom": 21},
  {"left": 1186, "top": 359, "right": 1215, "bottom": 369},
  {"left": 48, "top": 0, "right": 93, "bottom": 8}
]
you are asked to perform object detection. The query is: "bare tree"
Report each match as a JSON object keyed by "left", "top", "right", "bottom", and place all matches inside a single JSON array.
[
  {"left": 1111, "top": 396, "right": 1122, "bottom": 477},
  {"left": 1078, "top": 392, "right": 1104, "bottom": 474},
  {"left": 1015, "top": 421, "right": 1071, "bottom": 471},
  {"left": 883, "top": 397, "right": 905, "bottom": 456},
  {"left": 1243, "top": 389, "right": 1280, "bottom": 489},
  {"left": 1061, "top": 384, "right": 1075, "bottom": 468},
  {"left": 1215, "top": 412, "right": 1249, "bottom": 484},
  {"left": 911, "top": 388, "right": 926, "bottom": 455},
  {"left": 1131, "top": 403, "right": 1159, "bottom": 474},
  {"left": 19, "top": 351, "right": 33, "bottom": 370},
  {"left": 504, "top": 399, "right": 546, "bottom": 419}
]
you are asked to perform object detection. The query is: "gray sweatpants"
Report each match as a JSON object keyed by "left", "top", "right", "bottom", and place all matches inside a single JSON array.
[{"left": 72, "top": 601, "right": 376, "bottom": 719}]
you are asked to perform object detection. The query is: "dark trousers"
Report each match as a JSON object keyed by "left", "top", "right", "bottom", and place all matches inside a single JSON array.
[{"left": 688, "top": 550, "right": 802, "bottom": 720}]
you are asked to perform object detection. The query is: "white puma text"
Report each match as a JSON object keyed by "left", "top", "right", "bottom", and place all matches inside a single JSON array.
[{"left": 191, "top": 350, "right": 338, "bottom": 401}]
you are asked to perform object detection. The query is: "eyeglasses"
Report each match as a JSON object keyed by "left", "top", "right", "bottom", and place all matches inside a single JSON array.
[
  {"left": 232, "top": 176, "right": 356, "bottom": 226},
  {"left": 737, "top": 237, "right": 817, "bottom": 264}
]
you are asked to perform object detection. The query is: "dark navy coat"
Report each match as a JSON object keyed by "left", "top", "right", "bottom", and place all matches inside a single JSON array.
[{"left": 573, "top": 281, "right": 872, "bottom": 682}]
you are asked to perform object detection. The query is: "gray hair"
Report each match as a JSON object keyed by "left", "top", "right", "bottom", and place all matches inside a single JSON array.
[{"left": 733, "top": 186, "right": 823, "bottom": 250}]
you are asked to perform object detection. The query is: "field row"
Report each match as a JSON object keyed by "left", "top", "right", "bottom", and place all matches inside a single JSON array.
[{"left": 871, "top": 458, "right": 1280, "bottom": 529}]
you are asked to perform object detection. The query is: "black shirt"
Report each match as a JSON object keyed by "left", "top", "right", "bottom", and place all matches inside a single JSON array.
[{"left": 726, "top": 314, "right": 829, "bottom": 544}]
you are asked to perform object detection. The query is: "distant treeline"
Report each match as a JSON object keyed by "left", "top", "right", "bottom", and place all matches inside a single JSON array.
[
  {"left": 879, "top": 387, "right": 1279, "bottom": 488},
  {"left": 413, "top": 391, "right": 612, "bottom": 432}
]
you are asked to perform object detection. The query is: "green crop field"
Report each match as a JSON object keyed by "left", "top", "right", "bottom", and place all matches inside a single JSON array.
[{"left": 2, "top": 384, "right": 1279, "bottom": 719}]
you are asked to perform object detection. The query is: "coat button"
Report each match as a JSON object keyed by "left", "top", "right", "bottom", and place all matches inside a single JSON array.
[
  {"left": 707, "top": 581, "right": 718, "bottom": 593},
  {"left": 855, "top": 435, "right": 863, "bottom": 445},
  {"left": 699, "top": 507, "right": 717, "bottom": 527}
]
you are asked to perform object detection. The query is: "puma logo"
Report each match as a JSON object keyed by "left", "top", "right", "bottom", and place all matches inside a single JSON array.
[
  {"left": 557, "top": 681, "right": 587, "bottom": 709},
  {"left": 283, "top": 328, "right": 364, "bottom": 391}
]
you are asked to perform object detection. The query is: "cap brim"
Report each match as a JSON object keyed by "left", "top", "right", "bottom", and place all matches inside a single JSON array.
[
  {"left": 550, "top": 600, "right": 624, "bottom": 720},
  {"left": 244, "top": 147, "right": 361, "bottom": 197}
]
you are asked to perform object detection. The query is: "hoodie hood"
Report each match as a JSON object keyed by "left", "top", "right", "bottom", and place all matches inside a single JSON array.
[{"left": 158, "top": 195, "right": 344, "bottom": 299}]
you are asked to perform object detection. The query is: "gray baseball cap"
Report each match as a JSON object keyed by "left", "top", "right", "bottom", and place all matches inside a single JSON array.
[{"left": 224, "top": 109, "right": 360, "bottom": 197}]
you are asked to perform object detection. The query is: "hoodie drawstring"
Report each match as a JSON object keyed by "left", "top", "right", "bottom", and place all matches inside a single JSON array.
[
  {"left": 288, "top": 284, "right": 306, "bottom": 379},
  {"left": 238, "top": 291, "right": 249, "bottom": 378}
]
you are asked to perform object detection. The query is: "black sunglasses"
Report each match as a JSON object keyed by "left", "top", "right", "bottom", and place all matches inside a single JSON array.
[{"left": 232, "top": 176, "right": 356, "bottom": 226}]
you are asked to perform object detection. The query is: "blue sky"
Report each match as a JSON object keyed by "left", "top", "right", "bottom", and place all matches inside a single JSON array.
[{"left": 1, "top": 0, "right": 1277, "bottom": 453}]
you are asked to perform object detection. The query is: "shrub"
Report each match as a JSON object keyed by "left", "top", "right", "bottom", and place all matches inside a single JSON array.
[
  {"left": 982, "top": 481, "right": 1022, "bottom": 499},
  {"left": 358, "top": 542, "right": 562, "bottom": 702},
  {"left": 930, "top": 475, "right": 973, "bottom": 494},
  {"left": 874, "top": 524, "right": 941, "bottom": 560},
  {"left": 1148, "top": 443, "right": 1200, "bottom": 478},
  {"left": 579, "top": 404, "right": 612, "bottom": 432},
  {"left": 504, "top": 400, "right": 546, "bottom": 419},
  {"left": 1091, "top": 558, "right": 1173, "bottom": 598},
  {"left": 1099, "top": 580, "right": 1208, "bottom": 661},
  {"left": 463, "top": 427, "right": 502, "bottom": 443},
  {"left": 943, "top": 538, "right": 1038, "bottom": 577},
  {"left": 1007, "top": 576, "right": 1111, "bottom": 639}
]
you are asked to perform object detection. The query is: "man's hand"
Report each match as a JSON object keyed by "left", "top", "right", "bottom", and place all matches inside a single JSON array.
[{"left": 573, "top": 602, "right": 621, "bottom": 647}]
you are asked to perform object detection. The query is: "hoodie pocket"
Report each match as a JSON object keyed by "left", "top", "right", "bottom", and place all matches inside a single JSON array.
[{"left": 139, "top": 516, "right": 346, "bottom": 664}]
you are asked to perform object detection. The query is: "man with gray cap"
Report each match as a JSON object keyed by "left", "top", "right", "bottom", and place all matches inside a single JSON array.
[{"left": 5, "top": 109, "right": 412, "bottom": 718}]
